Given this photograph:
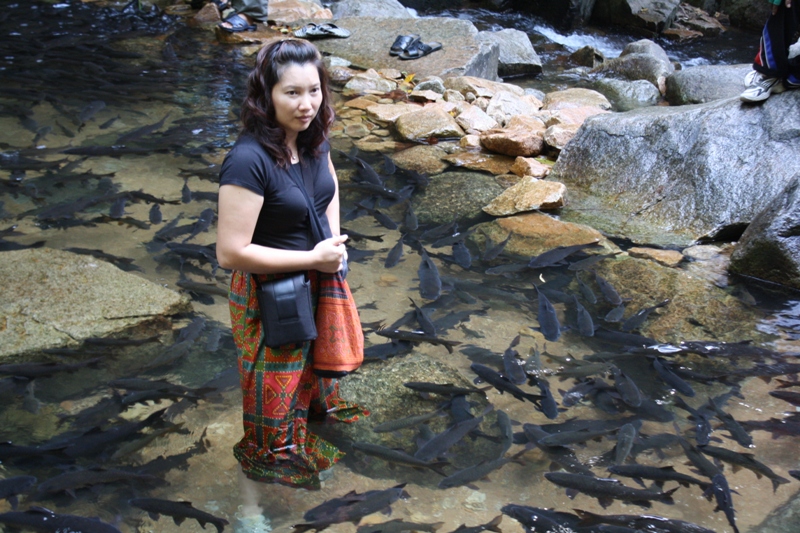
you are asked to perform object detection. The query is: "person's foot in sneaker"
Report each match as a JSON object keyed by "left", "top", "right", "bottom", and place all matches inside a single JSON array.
[{"left": 740, "top": 72, "right": 785, "bottom": 102}]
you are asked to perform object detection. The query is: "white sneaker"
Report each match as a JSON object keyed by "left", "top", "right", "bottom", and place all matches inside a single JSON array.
[
  {"left": 740, "top": 74, "right": 785, "bottom": 102},
  {"left": 743, "top": 69, "right": 759, "bottom": 87}
]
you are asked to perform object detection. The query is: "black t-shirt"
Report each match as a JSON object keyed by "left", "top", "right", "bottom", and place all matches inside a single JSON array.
[{"left": 219, "top": 134, "right": 335, "bottom": 251}]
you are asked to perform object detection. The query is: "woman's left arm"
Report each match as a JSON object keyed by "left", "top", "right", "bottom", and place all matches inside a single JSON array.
[{"left": 325, "top": 152, "right": 341, "bottom": 237}]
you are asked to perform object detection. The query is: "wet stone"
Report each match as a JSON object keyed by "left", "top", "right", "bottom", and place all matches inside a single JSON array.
[
  {"left": 460, "top": 134, "right": 482, "bottom": 149},
  {"left": 544, "top": 123, "right": 581, "bottom": 151},
  {"left": 444, "top": 76, "right": 525, "bottom": 98},
  {"left": 343, "top": 95, "right": 381, "bottom": 110},
  {"left": 344, "top": 122, "right": 372, "bottom": 138},
  {"left": 480, "top": 127, "right": 545, "bottom": 157},
  {"left": 510, "top": 156, "right": 551, "bottom": 178},
  {"left": 443, "top": 151, "right": 515, "bottom": 175},
  {"left": 353, "top": 137, "right": 406, "bottom": 153},
  {"left": 628, "top": 246, "right": 684, "bottom": 267},
  {"left": 412, "top": 171, "right": 504, "bottom": 225},
  {"left": 395, "top": 108, "right": 465, "bottom": 142},
  {"left": 410, "top": 90, "right": 443, "bottom": 103},
  {"left": 390, "top": 145, "right": 450, "bottom": 175},
  {"left": 365, "top": 102, "right": 423, "bottom": 124},
  {"left": 542, "top": 87, "right": 612, "bottom": 111},
  {"left": 455, "top": 104, "right": 498, "bottom": 133},
  {"left": 483, "top": 178, "right": 567, "bottom": 216},
  {"left": 545, "top": 106, "right": 609, "bottom": 127}
]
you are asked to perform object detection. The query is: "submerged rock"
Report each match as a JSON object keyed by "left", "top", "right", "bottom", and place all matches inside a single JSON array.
[
  {"left": 442, "top": 151, "right": 516, "bottom": 175},
  {"left": 730, "top": 174, "right": 800, "bottom": 290},
  {"left": 0, "top": 248, "right": 190, "bottom": 359},
  {"left": 412, "top": 171, "right": 504, "bottom": 225},
  {"left": 483, "top": 178, "right": 567, "bottom": 216},
  {"left": 550, "top": 91, "right": 800, "bottom": 246},
  {"left": 390, "top": 145, "right": 450, "bottom": 175}
]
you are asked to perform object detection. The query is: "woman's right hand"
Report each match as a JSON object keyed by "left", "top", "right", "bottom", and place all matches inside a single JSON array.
[{"left": 313, "top": 234, "right": 348, "bottom": 273}]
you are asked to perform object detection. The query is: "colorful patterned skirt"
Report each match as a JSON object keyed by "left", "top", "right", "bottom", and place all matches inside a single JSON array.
[{"left": 229, "top": 269, "right": 369, "bottom": 490}]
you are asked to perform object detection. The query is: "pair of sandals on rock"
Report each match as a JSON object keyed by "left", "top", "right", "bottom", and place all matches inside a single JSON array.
[{"left": 390, "top": 34, "right": 442, "bottom": 60}]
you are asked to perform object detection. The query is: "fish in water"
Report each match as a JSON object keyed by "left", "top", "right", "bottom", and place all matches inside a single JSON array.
[
  {"left": 0, "top": 476, "right": 37, "bottom": 510},
  {"left": 109, "top": 194, "right": 127, "bottom": 219},
  {"left": 610, "top": 365, "right": 642, "bottom": 408},
  {"left": 35, "top": 467, "right": 161, "bottom": 499},
  {"left": 385, "top": 234, "right": 404, "bottom": 268},
  {"left": 0, "top": 506, "right": 122, "bottom": 533},
  {"left": 438, "top": 456, "right": 512, "bottom": 489},
  {"left": 129, "top": 498, "right": 229, "bottom": 533},
  {"left": 0, "top": 357, "right": 103, "bottom": 380},
  {"left": 544, "top": 471, "right": 679, "bottom": 509},
  {"left": 708, "top": 474, "right": 739, "bottom": 533},
  {"left": 409, "top": 297, "right": 436, "bottom": 336},
  {"left": 502, "top": 335, "right": 526, "bottom": 385},
  {"left": 502, "top": 504, "right": 583, "bottom": 533},
  {"left": 534, "top": 285, "right": 561, "bottom": 342},
  {"left": 78, "top": 100, "right": 106, "bottom": 126},
  {"left": 528, "top": 241, "right": 601, "bottom": 269},
  {"left": 621, "top": 299, "right": 669, "bottom": 332},
  {"left": 181, "top": 178, "right": 192, "bottom": 203},
  {"left": 572, "top": 294, "right": 595, "bottom": 336},
  {"left": 482, "top": 233, "right": 512, "bottom": 262},
  {"left": 594, "top": 271, "right": 623, "bottom": 306},
  {"left": 116, "top": 112, "right": 171, "bottom": 144},
  {"left": 352, "top": 441, "right": 448, "bottom": 475},
  {"left": 355, "top": 201, "right": 397, "bottom": 230},
  {"left": 576, "top": 273, "right": 597, "bottom": 304},
  {"left": 449, "top": 515, "right": 503, "bottom": 533},
  {"left": 652, "top": 357, "right": 695, "bottom": 397},
  {"left": 573, "top": 509, "right": 717, "bottom": 533},
  {"left": 358, "top": 519, "right": 443, "bottom": 533},
  {"left": 22, "top": 380, "right": 42, "bottom": 414},
  {"left": 291, "top": 484, "right": 409, "bottom": 533},
  {"left": 149, "top": 203, "right": 162, "bottom": 224},
  {"left": 470, "top": 363, "right": 542, "bottom": 406},
  {"left": 418, "top": 249, "right": 442, "bottom": 301},
  {"left": 403, "top": 382, "right": 484, "bottom": 397},
  {"left": 414, "top": 409, "right": 490, "bottom": 462},
  {"left": 452, "top": 241, "right": 472, "bottom": 269},
  {"left": 604, "top": 303, "right": 625, "bottom": 323},
  {"left": 376, "top": 328, "right": 460, "bottom": 353},
  {"left": 607, "top": 464, "right": 710, "bottom": 490},
  {"left": 698, "top": 445, "right": 790, "bottom": 492},
  {"left": 182, "top": 207, "right": 215, "bottom": 243},
  {"left": 614, "top": 422, "right": 638, "bottom": 465}
]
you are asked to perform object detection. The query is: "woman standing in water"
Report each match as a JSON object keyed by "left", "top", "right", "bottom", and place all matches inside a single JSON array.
[{"left": 216, "top": 38, "right": 369, "bottom": 528}]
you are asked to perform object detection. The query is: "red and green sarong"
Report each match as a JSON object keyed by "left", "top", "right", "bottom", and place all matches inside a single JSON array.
[{"left": 229, "top": 269, "right": 369, "bottom": 490}]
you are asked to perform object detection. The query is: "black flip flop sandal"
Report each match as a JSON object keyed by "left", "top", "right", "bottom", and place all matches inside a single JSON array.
[
  {"left": 399, "top": 40, "right": 442, "bottom": 60},
  {"left": 218, "top": 13, "right": 257, "bottom": 33},
  {"left": 390, "top": 34, "right": 420, "bottom": 56}
]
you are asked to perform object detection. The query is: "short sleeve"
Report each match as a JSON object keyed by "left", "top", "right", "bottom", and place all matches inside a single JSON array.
[{"left": 219, "top": 137, "right": 271, "bottom": 196}]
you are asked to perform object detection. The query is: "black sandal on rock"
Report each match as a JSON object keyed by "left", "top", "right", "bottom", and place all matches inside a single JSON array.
[
  {"left": 218, "top": 13, "right": 257, "bottom": 33},
  {"left": 211, "top": 0, "right": 230, "bottom": 10},
  {"left": 399, "top": 40, "right": 442, "bottom": 60},
  {"left": 390, "top": 34, "right": 420, "bottom": 56}
]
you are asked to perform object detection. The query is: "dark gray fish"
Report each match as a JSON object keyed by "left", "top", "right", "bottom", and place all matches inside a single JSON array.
[
  {"left": 109, "top": 195, "right": 126, "bottom": 219},
  {"left": 573, "top": 509, "right": 717, "bottom": 533},
  {"left": 385, "top": 235, "right": 404, "bottom": 268},
  {"left": 33, "top": 126, "right": 52, "bottom": 145},
  {"left": 495, "top": 409, "right": 514, "bottom": 455},
  {"left": 380, "top": 152, "right": 396, "bottom": 175},
  {"left": 36, "top": 468, "right": 161, "bottom": 498},
  {"left": 568, "top": 253, "right": 617, "bottom": 271},
  {"left": 182, "top": 207, "right": 215, "bottom": 243},
  {"left": 352, "top": 156, "right": 384, "bottom": 186},
  {"left": 675, "top": 432, "right": 722, "bottom": 479},
  {"left": 59, "top": 391, "right": 125, "bottom": 428},
  {"left": 572, "top": 294, "right": 595, "bottom": 336},
  {"left": 611, "top": 365, "right": 642, "bottom": 408},
  {"left": 352, "top": 442, "right": 448, "bottom": 475},
  {"left": 607, "top": 464, "right": 709, "bottom": 490},
  {"left": 652, "top": 357, "right": 695, "bottom": 397},
  {"left": 594, "top": 271, "right": 623, "bottom": 306},
  {"left": 403, "top": 205, "right": 418, "bottom": 231},
  {"left": 0, "top": 506, "right": 121, "bottom": 533},
  {"left": 372, "top": 408, "right": 444, "bottom": 433},
  {"left": 447, "top": 394, "right": 475, "bottom": 425},
  {"left": 708, "top": 396, "right": 753, "bottom": 448},
  {"left": 502, "top": 504, "right": 581, "bottom": 533},
  {"left": 535, "top": 285, "right": 561, "bottom": 342},
  {"left": 129, "top": 498, "right": 228, "bottom": 533},
  {"left": 449, "top": 515, "right": 502, "bottom": 533},
  {"left": 520, "top": 424, "right": 594, "bottom": 475},
  {"left": 531, "top": 377, "right": 559, "bottom": 419},
  {"left": 79, "top": 100, "right": 106, "bottom": 125},
  {"left": 376, "top": 328, "right": 460, "bottom": 353},
  {"left": 292, "top": 484, "right": 409, "bottom": 533},
  {"left": 544, "top": 472, "right": 678, "bottom": 509},
  {"left": 418, "top": 249, "right": 442, "bottom": 300},
  {"left": 699, "top": 445, "right": 789, "bottom": 491},
  {"left": 502, "top": 335, "right": 526, "bottom": 385},
  {"left": 674, "top": 396, "right": 712, "bottom": 446},
  {"left": 575, "top": 273, "right": 597, "bottom": 305},
  {"left": 61, "top": 408, "right": 167, "bottom": 458},
  {"left": 404, "top": 382, "right": 484, "bottom": 397},
  {"left": 537, "top": 427, "right": 613, "bottom": 447},
  {"left": 358, "top": 519, "right": 443, "bottom": 533},
  {"left": 55, "top": 120, "right": 76, "bottom": 137},
  {"left": 614, "top": 422, "right": 638, "bottom": 465},
  {"left": 482, "top": 233, "right": 512, "bottom": 262},
  {"left": 594, "top": 328, "right": 656, "bottom": 347},
  {"left": 438, "top": 456, "right": 511, "bottom": 489},
  {"left": 470, "top": 363, "right": 542, "bottom": 406},
  {"left": 181, "top": 178, "right": 192, "bottom": 203},
  {"left": 149, "top": 203, "right": 162, "bottom": 224},
  {"left": 0, "top": 476, "right": 37, "bottom": 510},
  {"left": 355, "top": 201, "right": 396, "bottom": 230},
  {"left": 414, "top": 410, "right": 489, "bottom": 462},
  {"left": 364, "top": 340, "right": 414, "bottom": 361},
  {"left": 116, "top": 112, "right": 171, "bottom": 144},
  {"left": 604, "top": 303, "right": 625, "bottom": 323},
  {"left": 0, "top": 358, "right": 102, "bottom": 379},
  {"left": 339, "top": 227, "right": 384, "bottom": 242},
  {"left": 98, "top": 115, "right": 120, "bottom": 129},
  {"left": 528, "top": 241, "right": 600, "bottom": 269},
  {"left": 22, "top": 381, "right": 42, "bottom": 414},
  {"left": 452, "top": 241, "right": 472, "bottom": 269},
  {"left": 709, "top": 474, "right": 739, "bottom": 533},
  {"left": 485, "top": 262, "right": 528, "bottom": 276},
  {"left": 409, "top": 297, "right": 436, "bottom": 336},
  {"left": 621, "top": 299, "right": 669, "bottom": 332}
]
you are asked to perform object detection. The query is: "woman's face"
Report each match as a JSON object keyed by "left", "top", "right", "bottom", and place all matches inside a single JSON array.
[{"left": 271, "top": 62, "right": 322, "bottom": 139}]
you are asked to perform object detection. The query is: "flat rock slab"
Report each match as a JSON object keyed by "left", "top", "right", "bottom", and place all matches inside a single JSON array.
[
  {"left": 0, "top": 248, "right": 190, "bottom": 359},
  {"left": 311, "top": 17, "right": 499, "bottom": 80}
]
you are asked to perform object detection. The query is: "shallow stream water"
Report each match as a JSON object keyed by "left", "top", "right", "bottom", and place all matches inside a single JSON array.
[{"left": 1, "top": 3, "right": 800, "bottom": 533}]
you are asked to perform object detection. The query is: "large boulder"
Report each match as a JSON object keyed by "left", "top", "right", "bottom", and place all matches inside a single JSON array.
[
  {"left": 329, "top": 0, "right": 414, "bottom": 18},
  {"left": 593, "top": 78, "right": 662, "bottom": 111},
  {"left": 665, "top": 64, "right": 752, "bottom": 105},
  {"left": 730, "top": 174, "right": 800, "bottom": 289},
  {"left": 0, "top": 248, "right": 190, "bottom": 360},
  {"left": 476, "top": 29, "right": 543, "bottom": 78},
  {"left": 501, "top": 0, "right": 597, "bottom": 29},
  {"left": 411, "top": 170, "right": 504, "bottom": 225},
  {"left": 312, "top": 17, "right": 500, "bottom": 81},
  {"left": 720, "top": 0, "right": 772, "bottom": 31},
  {"left": 592, "top": 0, "right": 681, "bottom": 33},
  {"left": 549, "top": 91, "right": 800, "bottom": 246},
  {"left": 591, "top": 39, "right": 674, "bottom": 88}
]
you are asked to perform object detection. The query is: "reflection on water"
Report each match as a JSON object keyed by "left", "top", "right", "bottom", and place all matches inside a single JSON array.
[{"left": 1, "top": 2, "right": 800, "bottom": 533}]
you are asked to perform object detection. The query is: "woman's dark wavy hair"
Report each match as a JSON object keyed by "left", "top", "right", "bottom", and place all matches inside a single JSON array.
[{"left": 240, "top": 39, "right": 334, "bottom": 168}]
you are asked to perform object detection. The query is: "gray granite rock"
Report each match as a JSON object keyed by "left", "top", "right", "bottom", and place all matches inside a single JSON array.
[
  {"left": 593, "top": 0, "right": 681, "bottom": 33},
  {"left": 730, "top": 174, "right": 800, "bottom": 289},
  {"left": 720, "top": 0, "right": 773, "bottom": 31},
  {"left": 0, "top": 248, "right": 190, "bottom": 360},
  {"left": 591, "top": 39, "right": 673, "bottom": 88},
  {"left": 593, "top": 78, "right": 662, "bottom": 111},
  {"left": 312, "top": 17, "right": 500, "bottom": 81},
  {"left": 665, "top": 64, "right": 752, "bottom": 105},
  {"left": 330, "top": 0, "right": 414, "bottom": 18},
  {"left": 476, "top": 28, "right": 542, "bottom": 78},
  {"left": 412, "top": 170, "right": 504, "bottom": 225},
  {"left": 549, "top": 90, "right": 800, "bottom": 245}
]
